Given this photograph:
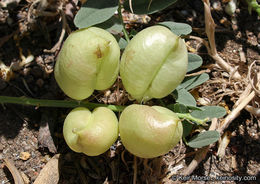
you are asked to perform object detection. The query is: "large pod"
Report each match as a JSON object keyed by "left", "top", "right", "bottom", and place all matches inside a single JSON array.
[
  {"left": 119, "top": 104, "right": 183, "bottom": 158},
  {"left": 120, "top": 25, "right": 188, "bottom": 102},
  {"left": 55, "top": 27, "right": 120, "bottom": 100},
  {"left": 63, "top": 107, "right": 119, "bottom": 156}
]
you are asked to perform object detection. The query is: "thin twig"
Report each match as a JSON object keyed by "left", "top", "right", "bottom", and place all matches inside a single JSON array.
[
  {"left": 121, "top": 149, "right": 129, "bottom": 171},
  {"left": 143, "top": 159, "right": 153, "bottom": 175},
  {"left": 182, "top": 118, "right": 218, "bottom": 175},
  {"left": 245, "top": 105, "right": 260, "bottom": 117},
  {"left": 27, "top": 0, "right": 41, "bottom": 23},
  {"left": 133, "top": 156, "right": 137, "bottom": 184},
  {"left": 44, "top": 4, "right": 67, "bottom": 53},
  {"left": 129, "top": 0, "right": 134, "bottom": 13},
  {"left": 185, "top": 69, "right": 210, "bottom": 77},
  {"left": 4, "top": 159, "right": 25, "bottom": 184},
  {"left": 118, "top": 2, "right": 130, "bottom": 42},
  {"left": 202, "top": 0, "right": 241, "bottom": 80},
  {"left": 218, "top": 91, "right": 256, "bottom": 134},
  {"left": 233, "top": 84, "right": 252, "bottom": 108},
  {"left": 248, "top": 60, "right": 260, "bottom": 95}
]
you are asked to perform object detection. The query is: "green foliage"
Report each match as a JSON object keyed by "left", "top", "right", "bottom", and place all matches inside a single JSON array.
[
  {"left": 187, "top": 130, "right": 220, "bottom": 148},
  {"left": 71, "top": 0, "right": 226, "bottom": 151},
  {"left": 182, "top": 120, "right": 193, "bottom": 138},
  {"left": 177, "top": 73, "right": 209, "bottom": 91},
  {"left": 96, "top": 16, "right": 123, "bottom": 34},
  {"left": 173, "top": 88, "right": 196, "bottom": 107},
  {"left": 74, "top": 0, "right": 118, "bottom": 28},
  {"left": 124, "top": 0, "right": 178, "bottom": 15},
  {"left": 158, "top": 21, "right": 192, "bottom": 36},
  {"left": 246, "top": 0, "right": 260, "bottom": 16},
  {"left": 117, "top": 37, "right": 128, "bottom": 49},
  {"left": 187, "top": 54, "right": 203, "bottom": 73},
  {"left": 191, "top": 106, "right": 227, "bottom": 120},
  {"left": 167, "top": 103, "right": 189, "bottom": 113}
]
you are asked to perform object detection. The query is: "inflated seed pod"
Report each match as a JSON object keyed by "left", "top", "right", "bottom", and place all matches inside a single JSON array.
[
  {"left": 120, "top": 25, "right": 188, "bottom": 102},
  {"left": 55, "top": 27, "right": 120, "bottom": 100},
  {"left": 119, "top": 104, "right": 183, "bottom": 158},
  {"left": 63, "top": 107, "right": 119, "bottom": 156}
]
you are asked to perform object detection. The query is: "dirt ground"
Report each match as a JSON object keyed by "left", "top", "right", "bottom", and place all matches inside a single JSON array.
[{"left": 0, "top": 0, "right": 260, "bottom": 183}]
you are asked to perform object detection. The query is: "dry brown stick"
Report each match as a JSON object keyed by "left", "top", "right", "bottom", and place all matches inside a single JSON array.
[
  {"left": 121, "top": 149, "right": 129, "bottom": 171},
  {"left": 248, "top": 60, "right": 260, "bottom": 95},
  {"left": 182, "top": 118, "right": 218, "bottom": 175},
  {"left": 4, "top": 158, "right": 25, "bottom": 184},
  {"left": 182, "top": 0, "right": 254, "bottom": 176},
  {"left": 245, "top": 105, "right": 260, "bottom": 117},
  {"left": 203, "top": 0, "right": 217, "bottom": 56},
  {"left": 133, "top": 156, "right": 137, "bottom": 184},
  {"left": 202, "top": 0, "right": 241, "bottom": 80},
  {"left": 185, "top": 69, "right": 210, "bottom": 77},
  {"left": 143, "top": 159, "right": 153, "bottom": 175},
  {"left": 183, "top": 87, "right": 256, "bottom": 175},
  {"left": 233, "top": 84, "right": 252, "bottom": 108},
  {"left": 218, "top": 91, "right": 256, "bottom": 134},
  {"left": 44, "top": 5, "right": 67, "bottom": 53}
]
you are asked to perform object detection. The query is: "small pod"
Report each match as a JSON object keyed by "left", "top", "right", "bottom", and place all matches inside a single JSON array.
[
  {"left": 63, "top": 107, "right": 119, "bottom": 156},
  {"left": 120, "top": 25, "right": 188, "bottom": 102},
  {"left": 119, "top": 104, "right": 183, "bottom": 158},
  {"left": 55, "top": 27, "right": 120, "bottom": 100}
]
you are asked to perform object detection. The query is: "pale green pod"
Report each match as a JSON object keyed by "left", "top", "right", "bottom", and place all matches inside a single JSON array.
[
  {"left": 55, "top": 27, "right": 120, "bottom": 100},
  {"left": 63, "top": 107, "right": 119, "bottom": 156},
  {"left": 120, "top": 25, "right": 188, "bottom": 102},
  {"left": 119, "top": 104, "right": 183, "bottom": 158}
]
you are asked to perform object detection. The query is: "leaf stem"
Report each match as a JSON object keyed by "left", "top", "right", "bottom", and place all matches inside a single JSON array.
[
  {"left": 0, "top": 96, "right": 209, "bottom": 125},
  {"left": 176, "top": 113, "right": 209, "bottom": 126},
  {"left": 0, "top": 96, "right": 125, "bottom": 112},
  {"left": 118, "top": 2, "right": 130, "bottom": 42}
]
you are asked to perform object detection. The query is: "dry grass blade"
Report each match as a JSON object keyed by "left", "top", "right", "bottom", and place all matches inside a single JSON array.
[
  {"left": 202, "top": 0, "right": 241, "bottom": 79},
  {"left": 4, "top": 158, "right": 25, "bottom": 184},
  {"left": 203, "top": 0, "right": 217, "bottom": 55},
  {"left": 44, "top": 4, "right": 68, "bottom": 53},
  {"left": 129, "top": 0, "right": 134, "bottom": 13},
  {"left": 248, "top": 60, "right": 260, "bottom": 95},
  {"left": 217, "top": 131, "right": 231, "bottom": 158},
  {"left": 182, "top": 118, "right": 218, "bottom": 175},
  {"left": 148, "top": 0, "right": 153, "bottom": 11},
  {"left": 245, "top": 105, "right": 260, "bottom": 117},
  {"left": 133, "top": 156, "right": 137, "bottom": 184},
  {"left": 218, "top": 90, "right": 255, "bottom": 134}
]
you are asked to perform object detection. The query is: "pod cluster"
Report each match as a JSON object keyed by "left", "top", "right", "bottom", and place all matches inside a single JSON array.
[{"left": 56, "top": 26, "right": 188, "bottom": 158}]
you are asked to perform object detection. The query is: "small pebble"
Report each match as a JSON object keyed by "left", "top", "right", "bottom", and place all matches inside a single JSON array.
[{"left": 19, "top": 152, "right": 31, "bottom": 161}]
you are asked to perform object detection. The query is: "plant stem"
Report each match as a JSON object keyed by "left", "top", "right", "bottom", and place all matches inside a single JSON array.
[
  {"left": 0, "top": 96, "right": 209, "bottom": 125},
  {"left": 118, "top": 2, "right": 130, "bottom": 42},
  {"left": 0, "top": 96, "right": 125, "bottom": 112},
  {"left": 176, "top": 113, "right": 209, "bottom": 126}
]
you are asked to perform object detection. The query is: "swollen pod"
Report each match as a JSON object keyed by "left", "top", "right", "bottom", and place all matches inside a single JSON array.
[
  {"left": 120, "top": 25, "right": 188, "bottom": 102},
  {"left": 55, "top": 27, "right": 120, "bottom": 100},
  {"left": 63, "top": 107, "right": 119, "bottom": 156},
  {"left": 119, "top": 104, "right": 183, "bottom": 158}
]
